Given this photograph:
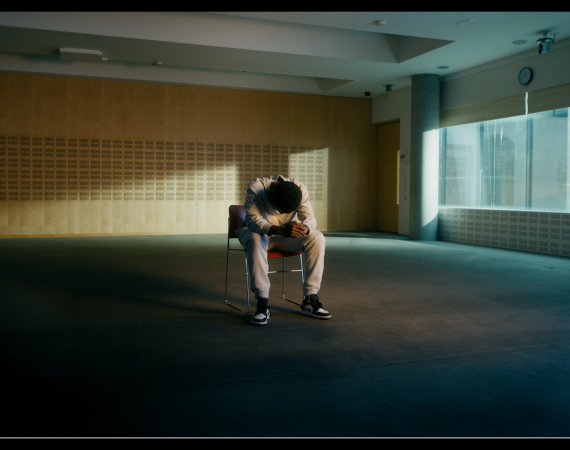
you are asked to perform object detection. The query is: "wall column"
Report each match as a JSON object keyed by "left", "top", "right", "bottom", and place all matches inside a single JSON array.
[{"left": 409, "top": 73, "right": 440, "bottom": 240}]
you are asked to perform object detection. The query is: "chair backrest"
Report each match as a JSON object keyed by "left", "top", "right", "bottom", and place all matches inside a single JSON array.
[{"left": 228, "top": 205, "right": 246, "bottom": 239}]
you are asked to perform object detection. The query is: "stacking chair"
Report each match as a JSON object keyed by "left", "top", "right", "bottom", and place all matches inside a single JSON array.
[{"left": 224, "top": 205, "right": 304, "bottom": 314}]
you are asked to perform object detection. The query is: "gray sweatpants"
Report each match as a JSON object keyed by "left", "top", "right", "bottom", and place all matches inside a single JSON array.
[{"left": 237, "top": 229, "right": 326, "bottom": 299}]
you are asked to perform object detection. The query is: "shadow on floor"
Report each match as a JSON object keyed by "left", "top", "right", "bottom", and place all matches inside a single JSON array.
[{"left": 1, "top": 260, "right": 245, "bottom": 321}]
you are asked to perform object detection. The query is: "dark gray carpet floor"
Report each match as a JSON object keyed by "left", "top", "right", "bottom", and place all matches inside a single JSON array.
[{"left": 1, "top": 231, "right": 570, "bottom": 437}]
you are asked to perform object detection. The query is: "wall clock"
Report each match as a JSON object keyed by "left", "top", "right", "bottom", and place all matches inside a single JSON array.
[{"left": 518, "top": 67, "right": 533, "bottom": 85}]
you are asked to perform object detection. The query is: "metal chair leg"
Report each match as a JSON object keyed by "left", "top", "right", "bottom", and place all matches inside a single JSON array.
[
  {"left": 224, "top": 218, "right": 250, "bottom": 315},
  {"left": 224, "top": 249, "right": 251, "bottom": 314},
  {"left": 244, "top": 250, "right": 250, "bottom": 314},
  {"left": 224, "top": 222, "right": 230, "bottom": 305},
  {"left": 300, "top": 254, "right": 304, "bottom": 299}
]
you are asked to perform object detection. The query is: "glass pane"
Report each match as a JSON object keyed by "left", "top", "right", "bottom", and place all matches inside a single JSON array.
[
  {"left": 441, "top": 122, "right": 478, "bottom": 207},
  {"left": 529, "top": 109, "right": 568, "bottom": 212},
  {"left": 480, "top": 117, "right": 526, "bottom": 209},
  {"left": 440, "top": 107, "right": 569, "bottom": 212}
]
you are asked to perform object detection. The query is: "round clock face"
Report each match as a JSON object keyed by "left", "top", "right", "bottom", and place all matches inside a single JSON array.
[{"left": 519, "top": 67, "right": 532, "bottom": 85}]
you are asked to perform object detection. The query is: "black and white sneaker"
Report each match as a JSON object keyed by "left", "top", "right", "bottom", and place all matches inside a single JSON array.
[
  {"left": 301, "top": 294, "right": 331, "bottom": 319},
  {"left": 251, "top": 298, "right": 271, "bottom": 325}
]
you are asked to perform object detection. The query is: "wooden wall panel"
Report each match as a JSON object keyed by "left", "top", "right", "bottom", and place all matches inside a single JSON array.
[
  {"left": 9, "top": 74, "right": 33, "bottom": 136},
  {"left": 227, "top": 89, "right": 245, "bottom": 144},
  {"left": 33, "top": 76, "right": 55, "bottom": 137},
  {"left": 112, "top": 200, "right": 124, "bottom": 234},
  {"left": 43, "top": 202, "right": 55, "bottom": 235},
  {"left": 78, "top": 200, "right": 90, "bottom": 234},
  {"left": 66, "top": 78, "right": 91, "bottom": 138},
  {"left": 240, "top": 91, "right": 256, "bottom": 144},
  {"left": 132, "top": 200, "right": 144, "bottom": 232},
  {"left": 0, "top": 73, "right": 376, "bottom": 237},
  {"left": 164, "top": 85, "right": 188, "bottom": 143},
  {"left": 100, "top": 200, "right": 113, "bottom": 234},
  {"left": 182, "top": 87, "right": 197, "bottom": 143},
  {"left": 0, "top": 201, "right": 7, "bottom": 233},
  {"left": 193, "top": 88, "right": 216, "bottom": 143},
  {"left": 28, "top": 204, "right": 41, "bottom": 233},
  {"left": 144, "top": 200, "right": 155, "bottom": 233},
  {"left": 123, "top": 82, "right": 155, "bottom": 140},
  {"left": 162, "top": 200, "right": 175, "bottom": 233},
  {"left": 0, "top": 75, "right": 7, "bottom": 135},
  {"left": 175, "top": 200, "right": 186, "bottom": 234},
  {"left": 194, "top": 201, "right": 206, "bottom": 234},
  {"left": 88, "top": 79, "right": 103, "bottom": 139},
  {"left": 270, "top": 91, "right": 287, "bottom": 145},
  {"left": 67, "top": 201, "right": 80, "bottom": 234},
  {"left": 255, "top": 91, "right": 272, "bottom": 145},
  {"left": 53, "top": 201, "right": 66, "bottom": 234},
  {"left": 153, "top": 83, "right": 167, "bottom": 142},
  {"left": 123, "top": 201, "right": 135, "bottom": 234},
  {"left": 300, "top": 94, "right": 323, "bottom": 147},
  {"left": 215, "top": 89, "right": 233, "bottom": 144},
  {"left": 89, "top": 201, "right": 100, "bottom": 234},
  {"left": 52, "top": 78, "right": 67, "bottom": 138},
  {"left": 100, "top": 80, "right": 123, "bottom": 139},
  {"left": 7, "top": 201, "right": 20, "bottom": 235}
]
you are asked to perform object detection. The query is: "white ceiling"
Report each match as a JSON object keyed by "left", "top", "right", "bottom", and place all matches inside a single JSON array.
[{"left": 0, "top": 11, "right": 570, "bottom": 98}]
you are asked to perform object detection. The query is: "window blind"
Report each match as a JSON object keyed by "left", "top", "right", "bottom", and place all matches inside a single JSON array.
[
  {"left": 439, "top": 94, "right": 525, "bottom": 128},
  {"left": 440, "top": 82, "right": 570, "bottom": 128}
]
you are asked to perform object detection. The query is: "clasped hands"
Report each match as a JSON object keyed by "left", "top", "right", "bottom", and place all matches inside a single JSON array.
[{"left": 268, "top": 222, "right": 309, "bottom": 238}]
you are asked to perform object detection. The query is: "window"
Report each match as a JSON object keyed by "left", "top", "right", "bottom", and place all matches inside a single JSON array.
[{"left": 439, "top": 108, "right": 569, "bottom": 212}]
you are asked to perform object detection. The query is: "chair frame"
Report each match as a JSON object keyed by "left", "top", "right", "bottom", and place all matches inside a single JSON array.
[{"left": 224, "top": 209, "right": 304, "bottom": 314}]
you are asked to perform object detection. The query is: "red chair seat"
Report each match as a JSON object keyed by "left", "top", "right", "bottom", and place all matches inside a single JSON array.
[{"left": 267, "top": 251, "right": 303, "bottom": 258}]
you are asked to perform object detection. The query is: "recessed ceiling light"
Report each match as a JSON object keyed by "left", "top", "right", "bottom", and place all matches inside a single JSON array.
[
  {"left": 512, "top": 40, "right": 528, "bottom": 45},
  {"left": 457, "top": 20, "right": 475, "bottom": 26},
  {"left": 374, "top": 20, "right": 386, "bottom": 26},
  {"left": 438, "top": 66, "right": 450, "bottom": 69}
]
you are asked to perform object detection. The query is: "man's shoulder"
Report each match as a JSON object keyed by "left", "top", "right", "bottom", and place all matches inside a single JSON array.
[{"left": 247, "top": 177, "right": 271, "bottom": 190}]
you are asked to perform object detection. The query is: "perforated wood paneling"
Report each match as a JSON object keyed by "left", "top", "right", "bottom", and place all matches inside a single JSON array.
[
  {"left": 0, "top": 135, "right": 327, "bottom": 204},
  {"left": 438, "top": 207, "right": 570, "bottom": 258}
]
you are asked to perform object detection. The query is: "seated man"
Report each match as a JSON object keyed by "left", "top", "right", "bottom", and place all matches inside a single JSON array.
[{"left": 236, "top": 175, "right": 331, "bottom": 326}]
